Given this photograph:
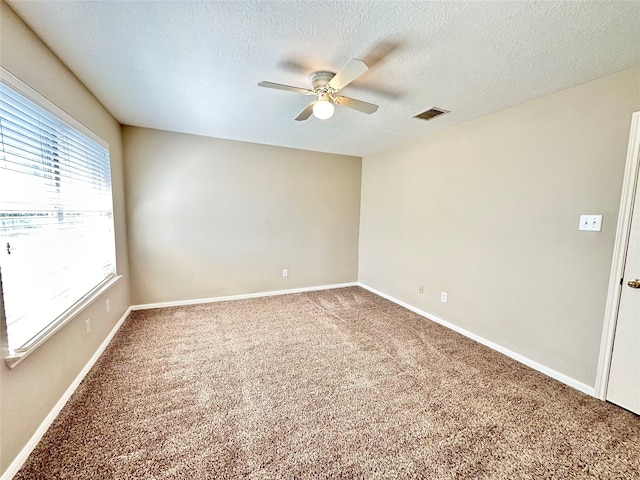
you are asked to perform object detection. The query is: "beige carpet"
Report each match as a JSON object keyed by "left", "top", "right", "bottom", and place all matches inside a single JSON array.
[{"left": 15, "top": 287, "right": 640, "bottom": 479}]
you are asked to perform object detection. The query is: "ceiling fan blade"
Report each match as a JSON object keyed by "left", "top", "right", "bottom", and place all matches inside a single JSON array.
[
  {"left": 295, "top": 102, "right": 315, "bottom": 121},
  {"left": 327, "top": 59, "right": 368, "bottom": 91},
  {"left": 258, "top": 81, "right": 314, "bottom": 95},
  {"left": 334, "top": 96, "right": 378, "bottom": 114}
]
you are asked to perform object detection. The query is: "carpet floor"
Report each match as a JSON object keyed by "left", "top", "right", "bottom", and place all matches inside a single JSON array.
[{"left": 14, "top": 287, "right": 640, "bottom": 479}]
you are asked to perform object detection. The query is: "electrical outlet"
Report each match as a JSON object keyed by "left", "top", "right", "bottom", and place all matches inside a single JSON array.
[
  {"left": 106, "top": 298, "right": 111, "bottom": 312},
  {"left": 282, "top": 268, "right": 288, "bottom": 278},
  {"left": 440, "top": 291, "right": 448, "bottom": 303},
  {"left": 85, "top": 319, "right": 91, "bottom": 335},
  {"left": 418, "top": 285, "right": 424, "bottom": 294}
]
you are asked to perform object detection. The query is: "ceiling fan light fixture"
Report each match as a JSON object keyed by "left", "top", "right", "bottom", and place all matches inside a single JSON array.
[{"left": 313, "top": 99, "right": 334, "bottom": 119}]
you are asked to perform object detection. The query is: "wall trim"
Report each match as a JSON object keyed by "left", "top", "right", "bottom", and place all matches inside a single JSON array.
[
  {"left": 1, "top": 307, "right": 132, "bottom": 480},
  {"left": 358, "top": 282, "right": 595, "bottom": 397},
  {"left": 595, "top": 111, "right": 640, "bottom": 400},
  {"left": 131, "top": 282, "right": 359, "bottom": 311}
]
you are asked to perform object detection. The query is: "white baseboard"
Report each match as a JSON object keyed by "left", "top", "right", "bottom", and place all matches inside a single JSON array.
[
  {"left": 357, "top": 282, "right": 595, "bottom": 397},
  {"left": 131, "top": 282, "right": 359, "bottom": 310},
  {"left": 1, "top": 307, "right": 132, "bottom": 480}
]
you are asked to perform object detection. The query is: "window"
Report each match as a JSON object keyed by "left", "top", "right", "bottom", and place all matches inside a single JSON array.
[{"left": 0, "top": 78, "right": 116, "bottom": 357}]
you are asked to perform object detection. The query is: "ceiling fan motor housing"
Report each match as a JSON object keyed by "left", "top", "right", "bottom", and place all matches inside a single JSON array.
[{"left": 310, "top": 71, "right": 336, "bottom": 93}]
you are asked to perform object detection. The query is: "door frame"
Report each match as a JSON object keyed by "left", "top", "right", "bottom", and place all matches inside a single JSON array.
[{"left": 595, "top": 111, "right": 640, "bottom": 400}]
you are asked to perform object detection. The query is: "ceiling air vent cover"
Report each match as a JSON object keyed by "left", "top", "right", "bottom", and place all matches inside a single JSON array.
[{"left": 413, "top": 107, "right": 449, "bottom": 121}]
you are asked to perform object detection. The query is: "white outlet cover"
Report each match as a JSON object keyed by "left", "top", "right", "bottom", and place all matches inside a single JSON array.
[{"left": 578, "top": 214, "right": 602, "bottom": 231}]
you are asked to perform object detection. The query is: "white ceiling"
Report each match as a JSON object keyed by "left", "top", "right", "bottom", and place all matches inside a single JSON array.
[{"left": 6, "top": 1, "right": 640, "bottom": 157}]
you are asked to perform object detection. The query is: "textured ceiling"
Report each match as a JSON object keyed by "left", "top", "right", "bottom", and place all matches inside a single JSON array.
[{"left": 6, "top": 1, "right": 640, "bottom": 157}]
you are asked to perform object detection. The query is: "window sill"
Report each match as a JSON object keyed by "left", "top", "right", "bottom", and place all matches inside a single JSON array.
[{"left": 4, "top": 275, "right": 123, "bottom": 369}]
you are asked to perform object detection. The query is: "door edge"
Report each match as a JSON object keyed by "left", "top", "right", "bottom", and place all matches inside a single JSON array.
[{"left": 595, "top": 111, "right": 640, "bottom": 400}]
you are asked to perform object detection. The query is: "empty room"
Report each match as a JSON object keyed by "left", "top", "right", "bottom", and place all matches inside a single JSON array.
[{"left": 1, "top": 1, "right": 639, "bottom": 478}]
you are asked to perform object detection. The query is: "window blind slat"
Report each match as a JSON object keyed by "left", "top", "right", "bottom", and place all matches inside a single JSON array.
[
  {"left": 1, "top": 93, "right": 68, "bottom": 138},
  {"left": 1, "top": 115, "right": 110, "bottom": 184}
]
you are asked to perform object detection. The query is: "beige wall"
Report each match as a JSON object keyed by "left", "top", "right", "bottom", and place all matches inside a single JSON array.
[
  {"left": 1, "top": 0, "right": 637, "bottom": 473},
  {"left": 123, "top": 126, "right": 361, "bottom": 305},
  {"left": 0, "top": 2, "right": 131, "bottom": 475},
  {"left": 359, "top": 66, "right": 640, "bottom": 387}
]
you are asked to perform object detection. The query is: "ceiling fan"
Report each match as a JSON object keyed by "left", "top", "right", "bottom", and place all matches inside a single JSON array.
[{"left": 258, "top": 58, "right": 379, "bottom": 121}]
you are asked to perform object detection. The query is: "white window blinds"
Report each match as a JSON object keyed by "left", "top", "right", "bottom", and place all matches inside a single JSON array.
[{"left": 0, "top": 81, "right": 116, "bottom": 353}]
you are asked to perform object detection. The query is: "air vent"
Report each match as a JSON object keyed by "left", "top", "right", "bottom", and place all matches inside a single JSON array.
[{"left": 413, "top": 107, "right": 449, "bottom": 121}]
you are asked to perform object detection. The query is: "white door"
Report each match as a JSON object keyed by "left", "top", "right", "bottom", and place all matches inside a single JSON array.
[{"left": 607, "top": 118, "right": 640, "bottom": 415}]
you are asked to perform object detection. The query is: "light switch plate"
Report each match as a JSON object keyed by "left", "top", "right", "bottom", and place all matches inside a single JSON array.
[{"left": 579, "top": 214, "right": 602, "bottom": 231}]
